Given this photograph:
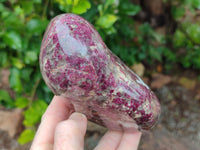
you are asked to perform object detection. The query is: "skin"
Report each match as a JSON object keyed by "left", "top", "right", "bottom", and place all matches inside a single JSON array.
[{"left": 30, "top": 96, "right": 142, "bottom": 150}]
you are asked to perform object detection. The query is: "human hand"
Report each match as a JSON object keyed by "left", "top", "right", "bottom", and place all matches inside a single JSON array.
[{"left": 30, "top": 96, "right": 141, "bottom": 150}]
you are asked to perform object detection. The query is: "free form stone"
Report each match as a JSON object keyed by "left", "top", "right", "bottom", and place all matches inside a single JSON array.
[{"left": 40, "top": 13, "right": 161, "bottom": 131}]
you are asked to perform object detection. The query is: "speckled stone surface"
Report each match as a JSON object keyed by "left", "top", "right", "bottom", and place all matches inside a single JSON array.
[{"left": 40, "top": 13, "right": 161, "bottom": 131}]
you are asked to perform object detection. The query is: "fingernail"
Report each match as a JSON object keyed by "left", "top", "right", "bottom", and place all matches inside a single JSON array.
[{"left": 70, "top": 112, "right": 87, "bottom": 120}]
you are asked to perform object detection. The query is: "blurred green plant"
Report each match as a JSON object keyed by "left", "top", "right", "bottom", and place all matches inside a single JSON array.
[
  {"left": 0, "top": 0, "right": 200, "bottom": 145},
  {"left": 56, "top": 0, "right": 91, "bottom": 14},
  {"left": 18, "top": 129, "right": 36, "bottom": 145},
  {"left": 0, "top": 0, "right": 52, "bottom": 144},
  {"left": 166, "top": 0, "right": 200, "bottom": 69},
  {"left": 0, "top": 90, "right": 14, "bottom": 108}
]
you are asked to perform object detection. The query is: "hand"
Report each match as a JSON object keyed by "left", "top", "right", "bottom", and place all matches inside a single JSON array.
[{"left": 30, "top": 96, "right": 141, "bottom": 150}]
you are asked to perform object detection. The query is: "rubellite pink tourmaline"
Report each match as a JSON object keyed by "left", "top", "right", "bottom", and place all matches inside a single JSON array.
[{"left": 40, "top": 13, "right": 161, "bottom": 131}]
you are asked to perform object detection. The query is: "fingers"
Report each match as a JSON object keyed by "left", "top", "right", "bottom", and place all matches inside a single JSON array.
[
  {"left": 117, "top": 131, "right": 141, "bottom": 150},
  {"left": 31, "top": 96, "right": 74, "bottom": 150},
  {"left": 94, "top": 130, "right": 141, "bottom": 150},
  {"left": 54, "top": 112, "right": 87, "bottom": 150},
  {"left": 94, "top": 130, "right": 123, "bottom": 150},
  {"left": 30, "top": 95, "right": 141, "bottom": 150}
]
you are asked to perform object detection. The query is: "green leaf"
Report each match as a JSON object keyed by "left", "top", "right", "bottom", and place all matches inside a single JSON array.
[
  {"left": 33, "top": 0, "right": 41, "bottom": 3},
  {"left": 191, "top": 0, "right": 200, "bottom": 9},
  {"left": 181, "top": 55, "right": 192, "bottom": 68},
  {"left": 15, "top": 97, "right": 29, "bottom": 108},
  {"left": 173, "top": 30, "right": 187, "bottom": 47},
  {"left": 0, "top": 51, "right": 8, "bottom": 67},
  {"left": 56, "top": 0, "right": 78, "bottom": 6},
  {"left": 104, "top": 0, "right": 118, "bottom": 10},
  {"left": 29, "top": 40, "right": 41, "bottom": 54},
  {"left": 23, "top": 100, "right": 48, "bottom": 127},
  {"left": 171, "top": 6, "right": 185, "bottom": 20},
  {"left": 0, "top": 41, "right": 6, "bottom": 49},
  {"left": 9, "top": 68, "right": 23, "bottom": 93},
  {"left": 0, "top": 90, "right": 14, "bottom": 108},
  {"left": 1, "top": 10, "right": 10, "bottom": 18},
  {"left": 64, "top": 0, "right": 80, "bottom": 6},
  {"left": 149, "top": 47, "right": 162, "bottom": 62},
  {"left": 9, "top": 0, "right": 17, "bottom": 4},
  {"left": 26, "top": 19, "right": 49, "bottom": 35},
  {"left": 186, "top": 24, "right": 200, "bottom": 44},
  {"left": 138, "top": 52, "right": 146, "bottom": 60},
  {"left": 3, "top": 13, "right": 24, "bottom": 30},
  {"left": 0, "top": 3, "right": 5, "bottom": 12},
  {"left": 12, "top": 58, "right": 24, "bottom": 69},
  {"left": 21, "top": 1, "right": 34, "bottom": 14},
  {"left": 139, "top": 23, "right": 152, "bottom": 36},
  {"left": 104, "top": 26, "right": 117, "bottom": 35},
  {"left": 3, "top": 31, "right": 22, "bottom": 51},
  {"left": 193, "top": 56, "right": 200, "bottom": 68},
  {"left": 14, "top": 5, "right": 24, "bottom": 15},
  {"left": 72, "top": 0, "right": 91, "bottom": 14},
  {"left": 96, "top": 14, "right": 118, "bottom": 29},
  {"left": 120, "top": 3, "right": 141, "bottom": 16},
  {"left": 24, "top": 51, "right": 38, "bottom": 64},
  {"left": 21, "top": 68, "right": 33, "bottom": 82},
  {"left": 37, "top": 82, "right": 53, "bottom": 103},
  {"left": 97, "top": 4, "right": 103, "bottom": 16},
  {"left": 22, "top": 37, "right": 29, "bottom": 51},
  {"left": 152, "top": 32, "right": 166, "bottom": 44},
  {"left": 162, "top": 47, "right": 176, "bottom": 62},
  {"left": 0, "top": 0, "right": 7, "bottom": 2},
  {"left": 18, "top": 129, "right": 35, "bottom": 145},
  {"left": 105, "top": 0, "right": 116, "bottom": 7}
]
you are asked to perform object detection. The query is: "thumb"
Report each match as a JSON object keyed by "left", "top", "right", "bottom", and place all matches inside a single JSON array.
[{"left": 54, "top": 112, "right": 87, "bottom": 150}]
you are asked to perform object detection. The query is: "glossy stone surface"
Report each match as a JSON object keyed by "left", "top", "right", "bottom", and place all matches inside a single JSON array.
[{"left": 40, "top": 13, "right": 161, "bottom": 131}]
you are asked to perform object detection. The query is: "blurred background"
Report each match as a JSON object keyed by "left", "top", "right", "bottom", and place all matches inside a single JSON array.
[{"left": 0, "top": 0, "right": 200, "bottom": 149}]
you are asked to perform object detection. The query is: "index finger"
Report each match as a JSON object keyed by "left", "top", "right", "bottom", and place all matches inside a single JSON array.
[
  {"left": 30, "top": 96, "right": 74, "bottom": 150},
  {"left": 117, "top": 131, "right": 141, "bottom": 150}
]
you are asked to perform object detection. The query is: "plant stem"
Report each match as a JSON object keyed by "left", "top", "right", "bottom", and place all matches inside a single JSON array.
[
  {"left": 42, "top": 0, "right": 50, "bottom": 19},
  {"left": 29, "top": 78, "right": 41, "bottom": 106}
]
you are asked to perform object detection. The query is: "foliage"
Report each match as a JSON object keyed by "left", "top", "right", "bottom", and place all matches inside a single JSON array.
[
  {"left": 56, "top": 0, "right": 91, "bottom": 14},
  {"left": 0, "top": 90, "right": 14, "bottom": 108},
  {"left": 166, "top": 0, "right": 200, "bottom": 69},
  {"left": 0, "top": 0, "right": 200, "bottom": 145},
  {"left": 23, "top": 100, "right": 47, "bottom": 127},
  {"left": 15, "top": 97, "right": 29, "bottom": 108},
  {"left": 16, "top": 99, "right": 47, "bottom": 144},
  {"left": 0, "top": 0, "right": 51, "bottom": 145},
  {"left": 18, "top": 129, "right": 35, "bottom": 144}
]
